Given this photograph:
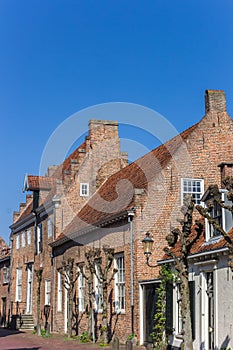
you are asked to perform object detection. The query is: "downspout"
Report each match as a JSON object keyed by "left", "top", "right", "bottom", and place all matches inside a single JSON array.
[{"left": 128, "top": 208, "right": 135, "bottom": 335}]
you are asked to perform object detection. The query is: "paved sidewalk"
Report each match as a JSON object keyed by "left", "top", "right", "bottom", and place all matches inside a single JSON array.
[{"left": 0, "top": 328, "right": 146, "bottom": 350}]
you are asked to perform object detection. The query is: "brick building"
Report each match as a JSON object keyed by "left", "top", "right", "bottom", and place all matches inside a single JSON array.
[
  {"left": 9, "top": 90, "right": 233, "bottom": 347},
  {"left": 0, "top": 237, "right": 10, "bottom": 327}
]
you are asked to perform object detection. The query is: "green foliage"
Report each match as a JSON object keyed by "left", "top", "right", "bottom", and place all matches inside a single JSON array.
[
  {"left": 41, "top": 328, "right": 52, "bottom": 338},
  {"left": 127, "top": 333, "right": 137, "bottom": 340},
  {"left": 150, "top": 265, "right": 175, "bottom": 349},
  {"left": 78, "top": 331, "right": 90, "bottom": 343}
]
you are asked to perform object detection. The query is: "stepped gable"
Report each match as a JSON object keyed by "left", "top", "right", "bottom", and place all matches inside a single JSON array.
[
  {"left": 0, "top": 237, "right": 10, "bottom": 258},
  {"left": 54, "top": 123, "right": 198, "bottom": 244}
]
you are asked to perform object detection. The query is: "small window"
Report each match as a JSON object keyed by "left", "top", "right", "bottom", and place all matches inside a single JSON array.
[
  {"left": 80, "top": 183, "right": 89, "bottom": 197},
  {"left": 21, "top": 231, "right": 26, "bottom": 247},
  {"left": 3, "top": 266, "right": 9, "bottom": 284},
  {"left": 181, "top": 178, "right": 204, "bottom": 205},
  {"left": 16, "top": 235, "right": 20, "bottom": 250},
  {"left": 27, "top": 229, "right": 31, "bottom": 245},
  {"left": 47, "top": 217, "right": 53, "bottom": 238}
]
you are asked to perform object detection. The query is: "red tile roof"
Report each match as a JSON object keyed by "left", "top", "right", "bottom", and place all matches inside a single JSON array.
[
  {"left": 54, "top": 123, "right": 198, "bottom": 244},
  {"left": 161, "top": 220, "right": 233, "bottom": 262},
  {"left": 26, "top": 175, "right": 55, "bottom": 191}
]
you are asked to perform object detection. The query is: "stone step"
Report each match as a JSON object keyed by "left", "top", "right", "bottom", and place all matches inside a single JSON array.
[{"left": 17, "top": 314, "right": 34, "bottom": 330}]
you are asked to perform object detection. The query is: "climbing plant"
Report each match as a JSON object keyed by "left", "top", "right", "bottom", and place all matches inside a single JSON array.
[{"left": 151, "top": 264, "right": 175, "bottom": 350}]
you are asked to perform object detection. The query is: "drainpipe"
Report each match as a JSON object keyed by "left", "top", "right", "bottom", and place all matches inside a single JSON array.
[{"left": 128, "top": 207, "right": 136, "bottom": 335}]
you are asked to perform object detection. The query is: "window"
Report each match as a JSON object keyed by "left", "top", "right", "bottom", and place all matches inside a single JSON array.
[
  {"left": 94, "top": 260, "right": 103, "bottom": 312},
  {"left": 45, "top": 280, "right": 51, "bottom": 305},
  {"left": 57, "top": 271, "right": 62, "bottom": 312},
  {"left": 21, "top": 231, "right": 26, "bottom": 247},
  {"left": 16, "top": 268, "right": 22, "bottom": 302},
  {"left": 47, "top": 217, "right": 53, "bottom": 238},
  {"left": 16, "top": 235, "right": 20, "bottom": 250},
  {"left": 3, "top": 266, "right": 9, "bottom": 284},
  {"left": 114, "top": 254, "right": 125, "bottom": 312},
  {"left": 182, "top": 178, "right": 204, "bottom": 205},
  {"left": 36, "top": 223, "right": 42, "bottom": 254},
  {"left": 80, "top": 183, "right": 89, "bottom": 197},
  {"left": 78, "top": 267, "right": 85, "bottom": 312},
  {"left": 27, "top": 229, "right": 31, "bottom": 245},
  {"left": 205, "top": 190, "right": 233, "bottom": 240}
]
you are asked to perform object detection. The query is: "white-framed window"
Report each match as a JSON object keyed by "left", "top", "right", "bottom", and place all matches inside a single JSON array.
[
  {"left": 47, "top": 217, "right": 53, "bottom": 238},
  {"left": 3, "top": 266, "right": 9, "bottom": 284},
  {"left": 45, "top": 280, "right": 51, "bottom": 305},
  {"left": 16, "top": 268, "right": 22, "bottom": 302},
  {"left": 181, "top": 178, "right": 204, "bottom": 205},
  {"left": 27, "top": 228, "right": 31, "bottom": 245},
  {"left": 21, "top": 231, "right": 26, "bottom": 247},
  {"left": 94, "top": 260, "right": 103, "bottom": 312},
  {"left": 114, "top": 254, "right": 125, "bottom": 312},
  {"left": 37, "top": 223, "right": 42, "bottom": 254},
  {"left": 78, "top": 267, "right": 85, "bottom": 312},
  {"left": 205, "top": 189, "right": 233, "bottom": 240},
  {"left": 16, "top": 235, "right": 20, "bottom": 250},
  {"left": 57, "top": 271, "right": 62, "bottom": 312},
  {"left": 80, "top": 183, "right": 89, "bottom": 197}
]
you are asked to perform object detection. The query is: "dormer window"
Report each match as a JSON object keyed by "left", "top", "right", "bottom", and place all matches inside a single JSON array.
[
  {"left": 80, "top": 183, "right": 89, "bottom": 197},
  {"left": 181, "top": 178, "right": 204, "bottom": 205},
  {"left": 203, "top": 189, "right": 233, "bottom": 240}
]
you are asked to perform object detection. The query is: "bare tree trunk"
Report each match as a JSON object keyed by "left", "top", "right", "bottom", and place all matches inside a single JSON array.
[
  {"left": 180, "top": 270, "right": 193, "bottom": 350},
  {"left": 101, "top": 282, "right": 108, "bottom": 344},
  {"left": 35, "top": 268, "right": 43, "bottom": 336}
]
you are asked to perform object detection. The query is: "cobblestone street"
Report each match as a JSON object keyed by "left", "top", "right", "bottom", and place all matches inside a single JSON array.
[{"left": 0, "top": 329, "right": 145, "bottom": 350}]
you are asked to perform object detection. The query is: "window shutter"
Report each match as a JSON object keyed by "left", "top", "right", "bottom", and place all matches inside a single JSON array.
[
  {"left": 39, "top": 223, "right": 43, "bottom": 253},
  {"left": 189, "top": 281, "right": 195, "bottom": 340},
  {"left": 165, "top": 282, "right": 173, "bottom": 334},
  {"left": 34, "top": 226, "right": 37, "bottom": 254}
]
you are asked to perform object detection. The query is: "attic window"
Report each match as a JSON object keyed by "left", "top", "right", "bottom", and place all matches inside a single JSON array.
[
  {"left": 80, "top": 183, "right": 89, "bottom": 197},
  {"left": 181, "top": 178, "right": 204, "bottom": 205}
]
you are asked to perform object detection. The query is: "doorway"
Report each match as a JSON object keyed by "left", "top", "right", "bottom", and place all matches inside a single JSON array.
[
  {"left": 206, "top": 272, "right": 214, "bottom": 350},
  {"left": 1, "top": 297, "right": 6, "bottom": 326},
  {"left": 141, "top": 282, "right": 159, "bottom": 344},
  {"left": 26, "top": 263, "right": 33, "bottom": 314}
]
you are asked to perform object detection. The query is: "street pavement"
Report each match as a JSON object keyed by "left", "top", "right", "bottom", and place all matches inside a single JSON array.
[{"left": 0, "top": 328, "right": 145, "bottom": 350}]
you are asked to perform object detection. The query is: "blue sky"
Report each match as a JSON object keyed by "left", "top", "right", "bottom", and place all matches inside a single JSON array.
[{"left": 1, "top": 0, "right": 233, "bottom": 243}]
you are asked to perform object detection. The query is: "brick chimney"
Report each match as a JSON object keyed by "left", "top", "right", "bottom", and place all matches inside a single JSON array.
[
  {"left": 218, "top": 162, "right": 233, "bottom": 187},
  {"left": 205, "top": 90, "right": 226, "bottom": 113}
]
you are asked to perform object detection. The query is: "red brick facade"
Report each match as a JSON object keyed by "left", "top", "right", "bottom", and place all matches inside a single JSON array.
[{"left": 9, "top": 90, "right": 233, "bottom": 344}]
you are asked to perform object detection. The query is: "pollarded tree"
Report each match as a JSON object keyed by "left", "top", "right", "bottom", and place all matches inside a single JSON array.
[
  {"left": 196, "top": 176, "right": 233, "bottom": 270},
  {"left": 35, "top": 267, "right": 43, "bottom": 336},
  {"left": 58, "top": 258, "right": 79, "bottom": 338},
  {"left": 164, "top": 196, "right": 203, "bottom": 350},
  {"left": 85, "top": 246, "right": 117, "bottom": 344}
]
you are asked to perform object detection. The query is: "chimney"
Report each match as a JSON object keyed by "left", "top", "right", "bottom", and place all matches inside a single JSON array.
[
  {"left": 218, "top": 162, "right": 233, "bottom": 187},
  {"left": 205, "top": 90, "right": 226, "bottom": 113},
  {"left": 13, "top": 211, "right": 20, "bottom": 223},
  {"left": 26, "top": 194, "right": 32, "bottom": 205},
  {"left": 46, "top": 165, "right": 59, "bottom": 177}
]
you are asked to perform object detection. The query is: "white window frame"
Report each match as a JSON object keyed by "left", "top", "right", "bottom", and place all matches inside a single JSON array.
[
  {"left": 45, "top": 280, "right": 51, "bottom": 305},
  {"left": 94, "top": 260, "right": 103, "bottom": 313},
  {"left": 21, "top": 231, "right": 26, "bottom": 247},
  {"left": 16, "top": 268, "right": 22, "bottom": 302},
  {"left": 205, "top": 189, "right": 233, "bottom": 240},
  {"left": 16, "top": 235, "right": 20, "bottom": 250},
  {"left": 27, "top": 228, "right": 31, "bottom": 245},
  {"left": 57, "top": 271, "right": 62, "bottom": 312},
  {"left": 78, "top": 267, "right": 85, "bottom": 312},
  {"left": 37, "top": 223, "right": 42, "bottom": 254},
  {"left": 80, "top": 183, "right": 89, "bottom": 197},
  {"left": 181, "top": 178, "right": 204, "bottom": 205},
  {"left": 47, "top": 217, "right": 53, "bottom": 238},
  {"left": 114, "top": 254, "right": 125, "bottom": 313}
]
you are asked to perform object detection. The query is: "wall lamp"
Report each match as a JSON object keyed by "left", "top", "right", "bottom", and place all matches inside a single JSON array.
[{"left": 142, "top": 232, "right": 158, "bottom": 268}]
